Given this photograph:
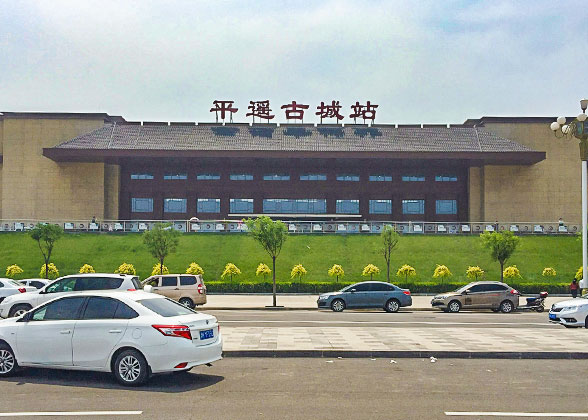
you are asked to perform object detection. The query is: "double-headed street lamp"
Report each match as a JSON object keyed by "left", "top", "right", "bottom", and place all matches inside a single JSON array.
[{"left": 551, "top": 99, "right": 588, "bottom": 287}]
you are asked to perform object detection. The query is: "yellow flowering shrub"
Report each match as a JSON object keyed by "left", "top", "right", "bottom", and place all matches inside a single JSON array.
[
  {"left": 79, "top": 264, "right": 95, "bottom": 274},
  {"left": 328, "top": 264, "right": 345, "bottom": 282},
  {"left": 542, "top": 267, "right": 557, "bottom": 277},
  {"left": 115, "top": 263, "right": 137, "bottom": 275},
  {"left": 186, "top": 262, "right": 204, "bottom": 276},
  {"left": 466, "top": 266, "right": 485, "bottom": 281},
  {"left": 221, "top": 263, "right": 241, "bottom": 282},
  {"left": 433, "top": 264, "right": 452, "bottom": 281},
  {"left": 5, "top": 264, "right": 24, "bottom": 279},
  {"left": 503, "top": 265, "right": 522, "bottom": 279},
  {"left": 255, "top": 263, "right": 271, "bottom": 280},
  {"left": 39, "top": 263, "right": 59, "bottom": 279},
  {"left": 291, "top": 264, "right": 307, "bottom": 283},
  {"left": 396, "top": 264, "right": 416, "bottom": 281},
  {"left": 151, "top": 263, "right": 169, "bottom": 276},
  {"left": 362, "top": 264, "right": 380, "bottom": 280}
]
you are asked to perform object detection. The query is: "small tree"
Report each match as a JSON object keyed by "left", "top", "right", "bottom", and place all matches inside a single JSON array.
[
  {"left": 5, "top": 265, "right": 23, "bottom": 279},
  {"left": 396, "top": 264, "right": 416, "bottom": 282},
  {"left": 115, "top": 263, "right": 137, "bottom": 275},
  {"left": 542, "top": 267, "right": 557, "bottom": 277},
  {"left": 328, "top": 264, "right": 345, "bottom": 283},
  {"left": 433, "top": 264, "right": 452, "bottom": 284},
  {"left": 576, "top": 267, "right": 583, "bottom": 281},
  {"left": 380, "top": 225, "right": 399, "bottom": 282},
  {"left": 291, "top": 264, "right": 307, "bottom": 285},
  {"left": 221, "top": 263, "right": 241, "bottom": 282},
  {"left": 186, "top": 262, "right": 204, "bottom": 276},
  {"left": 151, "top": 263, "right": 169, "bottom": 276},
  {"left": 30, "top": 223, "right": 64, "bottom": 279},
  {"left": 480, "top": 231, "right": 520, "bottom": 282},
  {"left": 39, "top": 263, "right": 59, "bottom": 279},
  {"left": 362, "top": 264, "right": 380, "bottom": 281},
  {"left": 466, "top": 266, "right": 485, "bottom": 281},
  {"left": 143, "top": 222, "right": 180, "bottom": 275},
  {"left": 79, "top": 264, "right": 95, "bottom": 273},
  {"left": 256, "top": 263, "right": 271, "bottom": 282},
  {"left": 503, "top": 265, "right": 522, "bottom": 279},
  {"left": 245, "top": 216, "right": 288, "bottom": 307}
]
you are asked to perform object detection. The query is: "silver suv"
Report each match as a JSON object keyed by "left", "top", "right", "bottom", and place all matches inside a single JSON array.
[{"left": 0, "top": 273, "right": 141, "bottom": 318}]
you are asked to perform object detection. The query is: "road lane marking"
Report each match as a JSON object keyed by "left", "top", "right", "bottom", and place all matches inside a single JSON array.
[
  {"left": 220, "top": 320, "right": 553, "bottom": 326},
  {"left": 0, "top": 411, "right": 142, "bottom": 417},
  {"left": 445, "top": 412, "right": 588, "bottom": 417}
]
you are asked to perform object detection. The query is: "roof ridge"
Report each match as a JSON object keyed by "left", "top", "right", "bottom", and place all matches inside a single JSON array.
[{"left": 474, "top": 127, "right": 482, "bottom": 152}]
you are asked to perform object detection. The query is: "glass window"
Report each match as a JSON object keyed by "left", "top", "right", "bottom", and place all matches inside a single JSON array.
[
  {"left": 369, "top": 175, "right": 392, "bottom": 182},
  {"left": 352, "top": 283, "right": 372, "bottom": 292},
  {"left": 436, "top": 200, "right": 457, "bottom": 215},
  {"left": 484, "top": 284, "right": 507, "bottom": 292},
  {"left": 369, "top": 200, "right": 392, "bottom": 214},
  {"left": 197, "top": 198, "right": 220, "bottom": 213},
  {"left": 263, "top": 199, "right": 326, "bottom": 214},
  {"left": 164, "top": 173, "right": 187, "bottom": 180},
  {"left": 230, "top": 174, "right": 253, "bottom": 181},
  {"left": 402, "top": 199, "right": 425, "bottom": 215},
  {"left": 435, "top": 175, "right": 458, "bottom": 182},
  {"left": 164, "top": 198, "right": 187, "bottom": 213},
  {"left": 114, "top": 302, "right": 139, "bottom": 319},
  {"left": 402, "top": 175, "right": 425, "bottom": 182},
  {"left": 468, "top": 284, "right": 485, "bottom": 293},
  {"left": 31, "top": 281, "right": 45, "bottom": 289},
  {"left": 196, "top": 173, "right": 221, "bottom": 180},
  {"left": 45, "top": 278, "right": 77, "bottom": 294},
  {"left": 180, "top": 276, "right": 197, "bottom": 286},
  {"left": 138, "top": 298, "right": 195, "bottom": 317},
  {"left": 336, "top": 174, "right": 360, "bottom": 182},
  {"left": 371, "top": 283, "right": 395, "bottom": 291},
  {"left": 32, "top": 297, "right": 86, "bottom": 321},
  {"left": 230, "top": 198, "right": 254, "bottom": 213},
  {"left": 130, "top": 173, "right": 153, "bottom": 180},
  {"left": 82, "top": 297, "right": 119, "bottom": 320},
  {"left": 300, "top": 174, "right": 327, "bottom": 181},
  {"left": 336, "top": 199, "right": 360, "bottom": 214},
  {"left": 74, "top": 277, "right": 124, "bottom": 291},
  {"left": 161, "top": 277, "right": 178, "bottom": 287},
  {"left": 131, "top": 198, "right": 153, "bottom": 213},
  {"left": 263, "top": 174, "right": 290, "bottom": 181}
]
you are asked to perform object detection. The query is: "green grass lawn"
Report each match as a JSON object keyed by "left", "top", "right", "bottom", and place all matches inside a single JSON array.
[{"left": 0, "top": 232, "right": 580, "bottom": 285}]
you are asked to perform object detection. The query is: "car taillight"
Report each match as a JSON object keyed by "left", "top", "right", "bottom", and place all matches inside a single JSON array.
[
  {"left": 511, "top": 289, "right": 519, "bottom": 295},
  {"left": 152, "top": 325, "right": 192, "bottom": 340},
  {"left": 127, "top": 289, "right": 137, "bottom": 291},
  {"left": 403, "top": 290, "right": 411, "bottom": 295},
  {"left": 18, "top": 288, "right": 26, "bottom": 293},
  {"left": 197, "top": 283, "right": 204, "bottom": 294},
  {"left": 218, "top": 325, "right": 221, "bottom": 334}
]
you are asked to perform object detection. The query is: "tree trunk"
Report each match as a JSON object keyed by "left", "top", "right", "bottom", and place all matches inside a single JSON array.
[
  {"left": 386, "top": 260, "right": 390, "bottom": 283},
  {"left": 272, "top": 256, "right": 277, "bottom": 307},
  {"left": 336, "top": 275, "right": 339, "bottom": 283},
  {"left": 500, "top": 260, "right": 504, "bottom": 282},
  {"left": 44, "top": 261, "right": 49, "bottom": 279}
]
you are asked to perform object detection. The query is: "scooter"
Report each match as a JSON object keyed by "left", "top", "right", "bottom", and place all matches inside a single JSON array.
[{"left": 517, "top": 291, "right": 548, "bottom": 312}]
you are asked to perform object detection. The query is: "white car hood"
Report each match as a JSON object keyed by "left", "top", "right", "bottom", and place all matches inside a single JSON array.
[{"left": 553, "top": 299, "right": 588, "bottom": 309}]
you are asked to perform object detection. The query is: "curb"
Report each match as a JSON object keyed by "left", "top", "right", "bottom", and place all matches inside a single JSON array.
[
  {"left": 202, "top": 307, "right": 436, "bottom": 311},
  {"left": 223, "top": 350, "right": 588, "bottom": 359}
]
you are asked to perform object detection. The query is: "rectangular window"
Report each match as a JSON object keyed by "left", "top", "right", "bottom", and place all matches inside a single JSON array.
[
  {"left": 197, "top": 198, "right": 220, "bottom": 213},
  {"left": 436, "top": 199, "right": 457, "bottom": 214},
  {"left": 262, "top": 199, "right": 326, "bottom": 214},
  {"left": 300, "top": 174, "right": 327, "bottom": 181},
  {"left": 336, "top": 199, "right": 360, "bottom": 214},
  {"left": 263, "top": 173, "right": 290, "bottom": 181},
  {"left": 164, "top": 198, "right": 187, "bottom": 213},
  {"left": 164, "top": 173, "right": 187, "bottom": 180},
  {"left": 130, "top": 173, "right": 154, "bottom": 180},
  {"left": 230, "top": 173, "right": 254, "bottom": 181},
  {"left": 402, "top": 175, "right": 425, "bottom": 182},
  {"left": 336, "top": 174, "right": 360, "bottom": 182},
  {"left": 230, "top": 198, "right": 254, "bottom": 213},
  {"left": 369, "top": 175, "right": 392, "bottom": 182},
  {"left": 196, "top": 173, "right": 221, "bottom": 180},
  {"left": 131, "top": 198, "right": 153, "bottom": 213},
  {"left": 402, "top": 199, "right": 425, "bottom": 215},
  {"left": 435, "top": 175, "right": 458, "bottom": 182},
  {"left": 369, "top": 199, "right": 392, "bottom": 214}
]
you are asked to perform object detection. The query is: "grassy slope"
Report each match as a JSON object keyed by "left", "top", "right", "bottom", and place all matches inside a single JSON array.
[{"left": 0, "top": 233, "right": 579, "bottom": 284}]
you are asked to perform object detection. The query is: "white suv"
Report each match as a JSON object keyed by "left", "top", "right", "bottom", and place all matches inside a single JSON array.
[{"left": 0, "top": 274, "right": 141, "bottom": 318}]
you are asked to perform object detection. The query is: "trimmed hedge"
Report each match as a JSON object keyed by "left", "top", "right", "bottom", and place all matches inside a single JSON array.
[{"left": 205, "top": 280, "right": 572, "bottom": 294}]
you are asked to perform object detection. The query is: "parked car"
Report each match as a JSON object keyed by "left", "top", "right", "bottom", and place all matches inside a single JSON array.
[
  {"left": 0, "top": 279, "right": 35, "bottom": 304},
  {"left": 18, "top": 279, "right": 51, "bottom": 290},
  {"left": 317, "top": 281, "right": 412, "bottom": 312},
  {"left": 0, "top": 274, "right": 141, "bottom": 318},
  {"left": 431, "top": 281, "right": 519, "bottom": 313},
  {"left": 142, "top": 274, "right": 207, "bottom": 309},
  {"left": 549, "top": 297, "right": 588, "bottom": 327},
  {"left": 0, "top": 291, "right": 222, "bottom": 386}
]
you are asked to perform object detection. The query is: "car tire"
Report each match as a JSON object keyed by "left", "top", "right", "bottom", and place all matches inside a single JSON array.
[
  {"left": 384, "top": 299, "right": 400, "bottom": 313},
  {"left": 500, "top": 300, "right": 514, "bottom": 313},
  {"left": 535, "top": 306, "right": 544, "bottom": 313},
  {"left": 113, "top": 349, "right": 149, "bottom": 387},
  {"left": 9, "top": 304, "right": 32, "bottom": 318},
  {"left": 0, "top": 343, "right": 18, "bottom": 377},
  {"left": 179, "top": 297, "right": 195, "bottom": 309},
  {"left": 585, "top": 316, "right": 588, "bottom": 329},
  {"left": 447, "top": 300, "right": 461, "bottom": 313},
  {"left": 331, "top": 299, "right": 345, "bottom": 312}
]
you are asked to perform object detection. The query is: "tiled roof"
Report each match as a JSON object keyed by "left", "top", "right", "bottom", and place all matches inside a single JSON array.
[{"left": 52, "top": 123, "right": 536, "bottom": 154}]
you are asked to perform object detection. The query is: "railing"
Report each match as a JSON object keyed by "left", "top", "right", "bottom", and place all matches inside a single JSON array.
[{"left": 0, "top": 219, "right": 579, "bottom": 235}]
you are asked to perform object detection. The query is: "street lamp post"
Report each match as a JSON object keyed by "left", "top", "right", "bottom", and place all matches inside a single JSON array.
[{"left": 551, "top": 99, "right": 588, "bottom": 288}]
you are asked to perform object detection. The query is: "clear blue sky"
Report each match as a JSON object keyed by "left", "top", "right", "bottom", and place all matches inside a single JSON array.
[{"left": 1, "top": 0, "right": 586, "bottom": 124}]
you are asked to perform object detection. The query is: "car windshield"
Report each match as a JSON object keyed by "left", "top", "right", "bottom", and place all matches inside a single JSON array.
[
  {"left": 138, "top": 298, "right": 196, "bottom": 317},
  {"left": 339, "top": 284, "right": 355, "bottom": 292},
  {"left": 9, "top": 280, "right": 23, "bottom": 287},
  {"left": 453, "top": 283, "right": 474, "bottom": 293}
]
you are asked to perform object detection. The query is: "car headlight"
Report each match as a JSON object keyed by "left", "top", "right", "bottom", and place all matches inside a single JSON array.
[
  {"left": 436, "top": 295, "right": 447, "bottom": 300},
  {"left": 563, "top": 306, "right": 581, "bottom": 311},
  {"left": 318, "top": 295, "right": 329, "bottom": 300}
]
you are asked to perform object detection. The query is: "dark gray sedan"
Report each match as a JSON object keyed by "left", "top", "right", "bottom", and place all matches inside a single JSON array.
[{"left": 317, "top": 281, "right": 412, "bottom": 312}]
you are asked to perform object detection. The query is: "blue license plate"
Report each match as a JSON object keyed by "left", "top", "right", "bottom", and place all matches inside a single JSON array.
[
  {"left": 549, "top": 313, "right": 557, "bottom": 320},
  {"left": 200, "top": 329, "right": 214, "bottom": 340}
]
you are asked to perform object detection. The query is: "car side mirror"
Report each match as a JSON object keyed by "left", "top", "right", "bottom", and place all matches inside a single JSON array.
[
  {"left": 16, "top": 312, "right": 31, "bottom": 322},
  {"left": 143, "top": 285, "right": 153, "bottom": 293},
  {"left": 462, "top": 290, "right": 468, "bottom": 295}
]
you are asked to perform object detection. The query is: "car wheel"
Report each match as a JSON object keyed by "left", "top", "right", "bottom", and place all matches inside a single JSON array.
[
  {"left": 585, "top": 316, "right": 588, "bottom": 329},
  {"left": 0, "top": 343, "right": 18, "bottom": 377},
  {"left": 179, "top": 298, "right": 195, "bottom": 309},
  {"left": 9, "top": 304, "right": 32, "bottom": 318},
  {"left": 331, "top": 299, "right": 345, "bottom": 312},
  {"left": 535, "top": 306, "right": 544, "bottom": 313},
  {"left": 113, "top": 349, "right": 149, "bottom": 387},
  {"left": 384, "top": 299, "right": 400, "bottom": 313},
  {"left": 447, "top": 300, "right": 461, "bottom": 313},
  {"left": 500, "top": 300, "right": 514, "bottom": 313}
]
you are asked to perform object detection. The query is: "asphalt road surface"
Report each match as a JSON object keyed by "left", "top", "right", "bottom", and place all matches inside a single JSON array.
[
  {"left": 208, "top": 309, "right": 558, "bottom": 329},
  {"left": 0, "top": 358, "right": 586, "bottom": 419}
]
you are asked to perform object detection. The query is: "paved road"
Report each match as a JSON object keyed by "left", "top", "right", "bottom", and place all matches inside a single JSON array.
[{"left": 0, "top": 358, "right": 585, "bottom": 419}]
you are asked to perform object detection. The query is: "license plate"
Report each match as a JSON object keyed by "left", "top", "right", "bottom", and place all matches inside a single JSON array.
[
  {"left": 549, "top": 313, "right": 557, "bottom": 320},
  {"left": 199, "top": 329, "right": 214, "bottom": 340}
]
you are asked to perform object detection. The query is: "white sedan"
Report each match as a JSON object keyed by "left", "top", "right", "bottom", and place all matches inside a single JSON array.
[
  {"left": 549, "top": 297, "right": 588, "bottom": 328},
  {"left": 0, "top": 291, "right": 222, "bottom": 386},
  {"left": 0, "top": 279, "right": 35, "bottom": 303}
]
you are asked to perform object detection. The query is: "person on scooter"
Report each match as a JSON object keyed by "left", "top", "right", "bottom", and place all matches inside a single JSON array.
[{"left": 570, "top": 278, "right": 579, "bottom": 298}]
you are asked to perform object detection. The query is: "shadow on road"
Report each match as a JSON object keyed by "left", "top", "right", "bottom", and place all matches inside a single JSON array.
[{"left": 3, "top": 368, "right": 224, "bottom": 393}]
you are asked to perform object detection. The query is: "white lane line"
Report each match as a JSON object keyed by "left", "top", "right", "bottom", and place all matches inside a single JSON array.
[
  {"left": 445, "top": 412, "right": 588, "bottom": 417},
  {"left": 221, "top": 320, "right": 552, "bottom": 326},
  {"left": 0, "top": 411, "right": 142, "bottom": 417}
]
